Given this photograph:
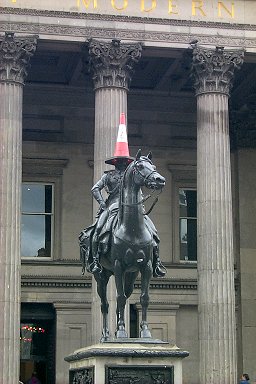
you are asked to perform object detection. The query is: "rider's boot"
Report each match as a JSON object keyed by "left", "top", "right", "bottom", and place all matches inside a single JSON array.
[
  {"left": 153, "top": 246, "right": 166, "bottom": 277},
  {"left": 91, "top": 237, "right": 102, "bottom": 274},
  {"left": 91, "top": 254, "right": 102, "bottom": 274}
]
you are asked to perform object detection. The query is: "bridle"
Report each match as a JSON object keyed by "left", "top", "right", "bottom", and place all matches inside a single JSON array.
[
  {"left": 121, "top": 159, "right": 163, "bottom": 215},
  {"left": 133, "top": 159, "right": 157, "bottom": 186}
]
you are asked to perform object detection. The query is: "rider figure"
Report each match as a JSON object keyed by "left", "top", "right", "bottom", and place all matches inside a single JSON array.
[
  {"left": 90, "top": 156, "right": 132, "bottom": 273},
  {"left": 90, "top": 112, "right": 166, "bottom": 277},
  {"left": 90, "top": 155, "right": 166, "bottom": 278}
]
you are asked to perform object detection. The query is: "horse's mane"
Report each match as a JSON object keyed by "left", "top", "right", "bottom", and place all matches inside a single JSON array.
[
  {"left": 119, "top": 160, "right": 135, "bottom": 223},
  {"left": 119, "top": 156, "right": 153, "bottom": 223}
]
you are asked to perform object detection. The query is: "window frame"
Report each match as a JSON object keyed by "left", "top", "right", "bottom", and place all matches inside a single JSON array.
[
  {"left": 21, "top": 174, "right": 62, "bottom": 262},
  {"left": 21, "top": 181, "right": 55, "bottom": 259},
  {"left": 168, "top": 163, "right": 197, "bottom": 265},
  {"left": 21, "top": 157, "right": 68, "bottom": 262},
  {"left": 176, "top": 185, "right": 197, "bottom": 264}
]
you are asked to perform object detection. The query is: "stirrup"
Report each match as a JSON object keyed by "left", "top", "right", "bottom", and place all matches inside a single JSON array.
[
  {"left": 153, "top": 263, "right": 167, "bottom": 277},
  {"left": 90, "top": 261, "right": 103, "bottom": 274}
]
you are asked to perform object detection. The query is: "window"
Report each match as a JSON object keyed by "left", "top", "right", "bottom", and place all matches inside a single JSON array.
[
  {"left": 21, "top": 183, "right": 54, "bottom": 258},
  {"left": 179, "top": 188, "right": 197, "bottom": 262}
]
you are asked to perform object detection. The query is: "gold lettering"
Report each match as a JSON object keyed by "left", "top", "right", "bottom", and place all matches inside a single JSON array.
[
  {"left": 111, "top": 0, "right": 128, "bottom": 11},
  {"left": 77, "top": 0, "right": 97, "bottom": 8},
  {"left": 218, "top": 1, "right": 234, "bottom": 18},
  {"left": 192, "top": 0, "right": 206, "bottom": 16},
  {"left": 141, "top": 0, "right": 156, "bottom": 12},
  {"left": 168, "top": 0, "right": 178, "bottom": 14}
]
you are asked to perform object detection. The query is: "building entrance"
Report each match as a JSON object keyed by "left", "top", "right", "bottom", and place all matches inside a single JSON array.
[{"left": 20, "top": 304, "right": 56, "bottom": 384}]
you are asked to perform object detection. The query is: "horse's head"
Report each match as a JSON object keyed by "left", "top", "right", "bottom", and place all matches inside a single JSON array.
[{"left": 132, "top": 149, "right": 165, "bottom": 190}]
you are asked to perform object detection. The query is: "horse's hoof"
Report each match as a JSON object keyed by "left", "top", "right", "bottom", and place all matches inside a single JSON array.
[
  {"left": 140, "top": 329, "right": 152, "bottom": 338},
  {"left": 100, "top": 335, "right": 110, "bottom": 342},
  {"left": 116, "top": 330, "right": 128, "bottom": 339}
]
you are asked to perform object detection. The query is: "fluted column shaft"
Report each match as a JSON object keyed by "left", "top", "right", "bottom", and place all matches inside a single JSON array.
[
  {"left": 0, "top": 32, "right": 37, "bottom": 384},
  {"left": 191, "top": 46, "right": 244, "bottom": 384},
  {"left": 94, "top": 87, "right": 127, "bottom": 183},
  {"left": 88, "top": 39, "right": 142, "bottom": 343}
]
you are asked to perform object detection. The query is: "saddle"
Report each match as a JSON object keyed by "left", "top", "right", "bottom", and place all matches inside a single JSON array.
[
  {"left": 79, "top": 211, "right": 159, "bottom": 274},
  {"left": 79, "top": 213, "right": 118, "bottom": 274}
]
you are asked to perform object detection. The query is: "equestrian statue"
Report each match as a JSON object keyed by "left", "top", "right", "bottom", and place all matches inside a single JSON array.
[{"left": 79, "top": 113, "right": 166, "bottom": 341}]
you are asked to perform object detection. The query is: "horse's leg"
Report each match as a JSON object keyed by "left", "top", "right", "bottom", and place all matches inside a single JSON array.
[
  {"left": 94, "top": 269, "right": 111, "bottom": 341},
  {"left": 140, "top": 256, "right": 153, "bottom": 338},
  {"left": 124, "top": 272, "right": 139, "bottom": 299},
  {"left": 114, "top": 259, "right": 128, "bottom": 338}
]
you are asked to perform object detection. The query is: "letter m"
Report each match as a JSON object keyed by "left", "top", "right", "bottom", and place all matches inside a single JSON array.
[{"left": 77, "top": 0, "right": 98, "bottom": 9}]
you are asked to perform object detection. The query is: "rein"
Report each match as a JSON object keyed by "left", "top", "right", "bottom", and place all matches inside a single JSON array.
[
  {"left": 120, "top": 160, "right": 163, "bottom": 215},
  {"left": 121, "top": 188, "right": 162, "bottom": 215}
]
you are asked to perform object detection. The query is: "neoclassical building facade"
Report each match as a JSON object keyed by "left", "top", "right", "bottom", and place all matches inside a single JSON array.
[{"left": 0, "top": 1, "right": 256, "bottom": 384}]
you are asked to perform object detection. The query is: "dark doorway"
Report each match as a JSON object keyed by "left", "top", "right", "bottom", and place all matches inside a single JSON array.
[{"left": 20, "top": 303, "right": 56, "bottom": 384}]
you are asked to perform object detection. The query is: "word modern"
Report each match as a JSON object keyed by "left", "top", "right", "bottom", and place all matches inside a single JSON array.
[
  {"left": 8, "top": 0, "right": 236, "bottom": 19},
  {"left": 76, "top": 0, "right": 235, "bottom": 18}
]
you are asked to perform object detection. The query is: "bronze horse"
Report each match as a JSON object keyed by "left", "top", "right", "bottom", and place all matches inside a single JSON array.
[{"left": 82, "top": 150, "right": 165, "bottom": 341}]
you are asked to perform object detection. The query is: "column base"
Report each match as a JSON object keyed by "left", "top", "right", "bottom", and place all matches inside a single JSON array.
[{"left": 65, "top": 340, "right": 189, "bottom": 384}]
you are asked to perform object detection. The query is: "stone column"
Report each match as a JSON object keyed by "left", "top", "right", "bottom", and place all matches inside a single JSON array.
[
  {"left": 191, "top": 46, "right": 244, "bottom": 384},
  {"left": 0, "top": 32, "right": 37, "bottom": 384},
  {"left": 88, "top": 39, "right": 142, "bottom": 342}
]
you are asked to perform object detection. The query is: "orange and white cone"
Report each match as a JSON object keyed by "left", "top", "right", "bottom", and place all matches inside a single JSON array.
[
  {"left": 105, "top": 113, "right": 134, "bottom": 165},
  {"left": 113, "top": 112, "right": 130, "bottom": 157}
]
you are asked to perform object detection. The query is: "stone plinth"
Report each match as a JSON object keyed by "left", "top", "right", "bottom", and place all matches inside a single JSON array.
[{"left": 65, "top": 340, "right": 189, "bottom": 384}]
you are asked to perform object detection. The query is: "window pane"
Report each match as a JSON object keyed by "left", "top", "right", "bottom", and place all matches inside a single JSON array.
[
  {"left": 21, "top": 215, "right": 51, "bottom": 257},
  {"left": 180, "top": 218, "right": 197, "bottom": 261},
  {"left": 179, "top": 189, "right": 197, "bottom": 217},
  {"left": 22, "top": 184, "right": 52, "bottom": 213}
]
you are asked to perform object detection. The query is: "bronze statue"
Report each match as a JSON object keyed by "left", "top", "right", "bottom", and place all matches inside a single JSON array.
[
  {"left": 79, "top": 114, "right": 166, "bottom": 341},
  {"left": 89, "top": 156, "right": 166, "bottom": 278}
]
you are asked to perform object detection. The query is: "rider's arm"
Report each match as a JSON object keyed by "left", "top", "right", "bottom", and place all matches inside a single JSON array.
[{"left": 91, "top": 173, "right": 108, "bottom": 210}]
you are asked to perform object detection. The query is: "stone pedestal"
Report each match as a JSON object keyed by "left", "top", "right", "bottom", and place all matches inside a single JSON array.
[{"left": 65, "top": 340, "right": 189, "bottom": 384}]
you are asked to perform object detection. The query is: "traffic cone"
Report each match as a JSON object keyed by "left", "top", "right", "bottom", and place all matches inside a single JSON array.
[
  {"left": 113, "top": 113, "right": 130, "bottom": 157},
  {"left": 105, "top": 113, "right": 134, "bottom": 165}
]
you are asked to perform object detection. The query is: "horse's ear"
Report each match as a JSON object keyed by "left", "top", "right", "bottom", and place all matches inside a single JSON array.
[
  {"left": 136, "top": 149, "right": 142, "bottom": 160},
  {"left": 147, "top": 151, "right": 152, "bottom": 160}
]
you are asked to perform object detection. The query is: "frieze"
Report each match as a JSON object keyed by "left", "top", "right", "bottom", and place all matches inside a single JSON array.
[
  {"left": 21, "top": 276, "right": 198, "bottom": 290},
  {"left": 70, "top": 368, "right": 94, "bottom": 384},
  {"left": 190, "top": 45, "right": 245, "bottom": 96},
  {"left": 106, "top": 366, "right": 174, "bottom": 384},
  {"left": 0, "top": 21, "right": 256, "bottom": 48},
  {"left": 1, "top": 7, "right": 256, "bottom": 31},
  {"left": 21, "top": 281, "right": 92, "bottom": 288},
  {"left": 0, "top": 31, "right": 37, "bottom": 84}
]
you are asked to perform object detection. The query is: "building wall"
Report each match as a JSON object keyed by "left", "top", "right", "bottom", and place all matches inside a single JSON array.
[
  {"left": 0, "top": 4, "right": 253, "bottom": 381},
  {"left": 19, "top": 73, "right": 256, "bottom": 383},
  {"left": 238, "top": 148, "right": 256, "bottom": 382}
]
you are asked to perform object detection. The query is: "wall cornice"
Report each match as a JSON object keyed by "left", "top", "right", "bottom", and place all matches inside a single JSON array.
[
  {"left": 21, "top": 275, "right": 198, "bottom": 290},
  {"left": 0, "top": 9, "right": 256, "bottom": 48}
]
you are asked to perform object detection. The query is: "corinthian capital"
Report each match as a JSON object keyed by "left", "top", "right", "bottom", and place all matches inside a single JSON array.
[
  {"left": 88, "top": 39, "right": 142, "bottom": 90},
  {"left": 0, "top": 32, "right": 37, "bottom": 85},
  {"left": 191, "top": 45, "right": 244, "bottom": 96}
]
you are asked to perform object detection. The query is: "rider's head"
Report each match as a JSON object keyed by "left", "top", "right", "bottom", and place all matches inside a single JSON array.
[
  {"left": 105, "top": 156, "right": 134, "bottom": 171},
  {"left": 115, "top": 158, "right": 131, "bottom": 171}
]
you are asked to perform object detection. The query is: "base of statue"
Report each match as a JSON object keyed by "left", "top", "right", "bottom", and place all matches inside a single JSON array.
[{"left": 65, "top": 339, "right": 189, "bottom": 384}]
